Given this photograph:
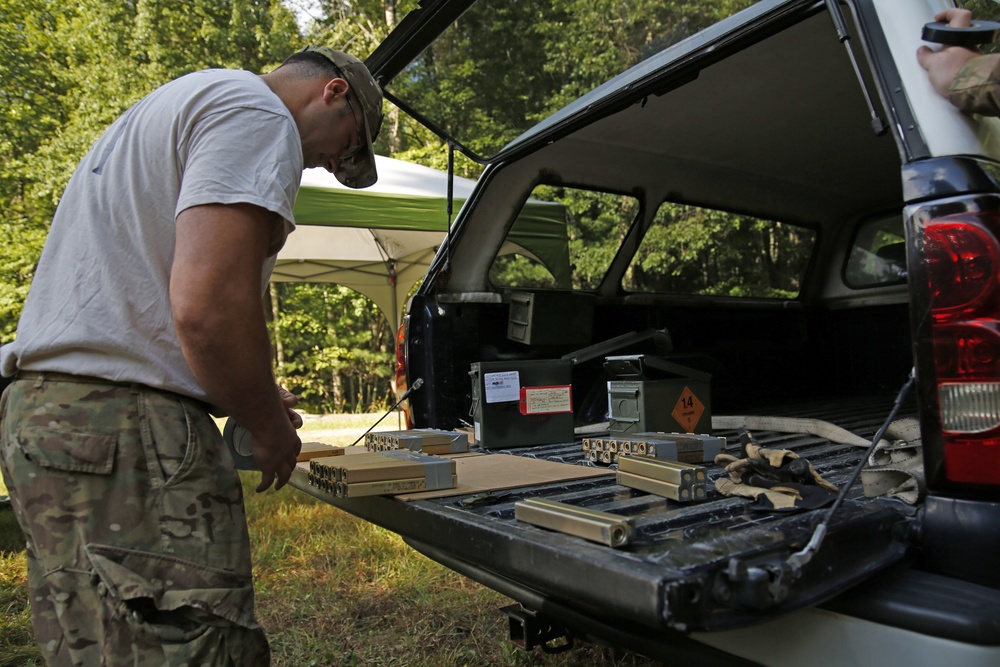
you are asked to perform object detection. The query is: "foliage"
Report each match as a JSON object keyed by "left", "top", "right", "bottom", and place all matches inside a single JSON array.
[
  {"left": 538, "top": 0, "right": 758, "bottom": 111},
  {"left": 0, "top": 0, "right": 302, "bottom": 342},
  {"left": 0, "top": 225, "right": 46, "bottom": 343},
  {"left": 490, "top": 186, "right": 814, "bottom": 299},
  {"left": 0, "top": 0, "right": 71, "bottom": 344},
  {"left": 626, "top": 204, "right": 815, "bottom": 298},
  {"left": 491, "top": 185, "right": 642, "bottom": 291},
  {"left": 390, "top": 0, "right": 560, "bottom": 158},
  {"left": 271, "top": 283, "right": 393, "bottom": 413},
  {"left": 563, "top": 190, "right": 642, "bottom": 291},
  {"left": 389, "top": 0, "right": 759, "bottom": 158},
  {"left": 489, "top": 254, "right": 559, "bottom": 289}
]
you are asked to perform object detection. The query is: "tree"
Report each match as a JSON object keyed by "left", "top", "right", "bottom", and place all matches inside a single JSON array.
[
  {"left": 271, "top": 283, "right": 393, "bottom": 413},
  {"left": 625, "top": 204, "right": 815, "bottom": 298},
  {"left": 384, "top": 0, "right": 759, "bottom": 159},
  {"left": 539, "top": 0, "right": 758, "bottom": 111},
  {"left": 0, "top": 0, "right": 74, "bottom": 341},
  {"left": 0, "top": 0, "right": 302, "bottom": 342}
]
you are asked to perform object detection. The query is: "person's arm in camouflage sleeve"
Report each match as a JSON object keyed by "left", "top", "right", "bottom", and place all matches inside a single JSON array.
[
  {"left": 946, "top": 53, "right": 1000, "bottom": 116},
  {"left": 916, "top": 8, "right": 1000, "bottom": 117}
]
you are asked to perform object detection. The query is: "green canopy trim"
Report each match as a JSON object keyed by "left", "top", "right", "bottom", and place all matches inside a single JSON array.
[{"left": 293, "top": 186, "right": 571, "bottom": 285}]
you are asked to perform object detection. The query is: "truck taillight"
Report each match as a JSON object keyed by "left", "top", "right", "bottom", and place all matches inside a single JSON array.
[
  {"left": 394, "top": 319, "right": 413, "bottom": 428},
  {"left": 927, "top": 214, "right": 1000, "bottom": 484}
]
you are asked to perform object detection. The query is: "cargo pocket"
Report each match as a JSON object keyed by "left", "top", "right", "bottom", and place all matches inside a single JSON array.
[
  {"left": 85, "top": 543, "right": 269, "bottom": 666},
  {"left": 18, "top": 426, "right": 117, "bottom": 475}
]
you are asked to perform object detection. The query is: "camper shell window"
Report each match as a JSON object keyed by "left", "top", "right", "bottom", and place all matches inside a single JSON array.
[
  {"left": 625, "top": 202, "right": 817, "bottom": 298},
  {"left": 489, "top": 185, "right": 640, "bottom": 291}
]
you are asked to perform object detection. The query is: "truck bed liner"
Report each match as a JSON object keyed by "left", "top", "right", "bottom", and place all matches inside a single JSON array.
[{"left": 292, "top": 393, "right": 915, "bottom": 634}]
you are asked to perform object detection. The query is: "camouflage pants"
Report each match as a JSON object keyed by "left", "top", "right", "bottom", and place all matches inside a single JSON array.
[{"left": 0, "top": 373, "right": 270, "bottom": 666}]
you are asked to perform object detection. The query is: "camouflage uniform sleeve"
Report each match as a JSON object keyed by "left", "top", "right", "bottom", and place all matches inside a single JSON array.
[{"left": 948, "top": 54, "right": 1000, "bottom": 116}]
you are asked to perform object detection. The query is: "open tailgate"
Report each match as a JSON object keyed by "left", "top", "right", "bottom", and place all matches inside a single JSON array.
[{"left": 290, "top": 395, "right": 913, "bottom": 634}]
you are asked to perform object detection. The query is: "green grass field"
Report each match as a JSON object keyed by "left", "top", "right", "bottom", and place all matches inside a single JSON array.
[{"left": 0, "top": 415, "right": 658, "bottom": 666}]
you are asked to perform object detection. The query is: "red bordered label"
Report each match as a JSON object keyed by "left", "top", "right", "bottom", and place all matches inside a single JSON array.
[{"left": 519, "top": 385, "right": 573, "bottom": 415}]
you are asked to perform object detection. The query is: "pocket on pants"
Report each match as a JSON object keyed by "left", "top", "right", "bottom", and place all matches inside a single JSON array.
[
  {"left": 18, "top": 426, "right": 118, "bottom": 475},
  {"left": 140, "top": 392, "right": 197, "bottom": 486},
  {"left": 86, "top": 543, "right": 268, "bottom": 666}
]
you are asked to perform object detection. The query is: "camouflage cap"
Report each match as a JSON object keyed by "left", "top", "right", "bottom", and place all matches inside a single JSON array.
[{"left": 301, "top": 46, "right": 383, "bottom": 189}]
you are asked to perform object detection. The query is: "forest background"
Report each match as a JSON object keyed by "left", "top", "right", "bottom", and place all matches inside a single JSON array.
[{"left": 4, "top": 0, "right": 997, "bottom": 414}]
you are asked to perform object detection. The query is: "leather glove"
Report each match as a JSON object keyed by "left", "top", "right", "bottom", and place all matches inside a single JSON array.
[
  {"left": 716, "top": 442, "right": 838, "bottom": 492},
  {"left": 715, "top": 475, "right": 837, "bottom": 512},
  {"left": 715, "top": 440, "right": 838, "bottom": 512}
]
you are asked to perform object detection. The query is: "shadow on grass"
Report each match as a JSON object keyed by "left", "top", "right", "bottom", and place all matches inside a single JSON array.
[
  {"left": 0, "top": 504, "right": 41, "bottom": 666},
  {"left": 0, "top": 505, "right": 25, "bottom": 555}
]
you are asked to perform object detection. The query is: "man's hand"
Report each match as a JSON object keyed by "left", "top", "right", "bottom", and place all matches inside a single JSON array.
[
  {"left": 917, "top": 9, "right": 981, "bottom": 97},
  {"left": 250, "top": 415, "right": 302, "bottom": 493},
  {"left": 279, "top": 386, "right": 304, "bottom": 429},
  {"left": 248, "top": 385, "right": 304, "bottom": 492}
]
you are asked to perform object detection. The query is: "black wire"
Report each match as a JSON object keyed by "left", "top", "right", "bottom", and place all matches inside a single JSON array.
[
  {"left": 820, "top": 370, "right": 916, "bottom": 526},
  {"left": 789, "top": 369, "right": 917, "bottom": 569},
  {"left": 347, "top": 378, "right": 424, "bottom": 448}
]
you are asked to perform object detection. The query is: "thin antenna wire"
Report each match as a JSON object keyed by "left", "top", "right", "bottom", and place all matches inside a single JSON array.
[{"left": 787, "top": 369, "right": 916, "bottom": 571}]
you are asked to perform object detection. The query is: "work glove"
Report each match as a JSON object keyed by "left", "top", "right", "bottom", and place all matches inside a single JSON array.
[
  {"left": 715, "top": 475, "right": 837, "bottom": 511},
  {"left": 716, "top": 442, "right": 839, "bottom": 491},
  {"left": 714, "top": 439, "right": 838, "bottom": 512}
]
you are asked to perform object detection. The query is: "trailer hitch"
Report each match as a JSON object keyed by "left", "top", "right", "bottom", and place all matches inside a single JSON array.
[
  {"left": 716, "top": 556, "right": 798, "bottom": 610},
  {"left": 501, "top": 604, "right": 574, "bottom": 654}
]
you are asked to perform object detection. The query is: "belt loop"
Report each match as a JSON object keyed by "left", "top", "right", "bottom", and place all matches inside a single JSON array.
[{"left": 33, "top": 372, "right": 44, "bottom": 389}]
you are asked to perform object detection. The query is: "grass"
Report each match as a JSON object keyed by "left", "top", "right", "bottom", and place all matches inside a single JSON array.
[{"left": 0, "top": 416, "right": 660, "bottom": 666}]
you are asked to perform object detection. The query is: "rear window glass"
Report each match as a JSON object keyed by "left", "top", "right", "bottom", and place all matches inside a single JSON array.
[
  {"left": 387, "top": 0, "right": 764, "bottom": 159},
  {"left": 624, "top": 202, "right": 816, "bottom": 298},
  {"left": 844, "top": 213, "right": 906, "bottom": 288},
  {"left": 489, "top": 185, "right": 640, "bottom": 290}
]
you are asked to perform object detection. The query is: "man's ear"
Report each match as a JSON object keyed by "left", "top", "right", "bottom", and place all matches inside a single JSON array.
[{"left": 322, "top": 77, "right": 350, "bottom": 102}]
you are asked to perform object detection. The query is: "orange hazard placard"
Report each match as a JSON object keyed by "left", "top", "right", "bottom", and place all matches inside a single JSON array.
[{"left": 671, "top": 386, "right": 705, "bottom": 432}]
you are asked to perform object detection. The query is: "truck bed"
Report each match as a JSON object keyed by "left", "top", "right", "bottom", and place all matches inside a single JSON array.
[{"left": 291, "top": 392, "right": 916, "bottom": 647}]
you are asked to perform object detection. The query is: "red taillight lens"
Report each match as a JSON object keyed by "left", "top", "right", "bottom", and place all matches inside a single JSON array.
[
  {"left": 933, "top": 320, "right": 1000, "bottom": 380},
  {"left": 926, "top": 214, "right": 1000, "bottom": 485},
  {"left": 936, "top": 432, "right": 1000, "bottom": 484},
  {"left": 926, "top": 220, "right": 1000, "bottom": 323},
  {"left": 394, "top": 322, "right": 407, "bottom": 386},
  {"left": 394, "top": 321, "right": 412, "bottom": 428}
]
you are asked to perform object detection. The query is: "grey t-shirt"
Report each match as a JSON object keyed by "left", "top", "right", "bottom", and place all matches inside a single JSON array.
[{"left": 0, "top": 69, "right": 301, "bottom": 401}]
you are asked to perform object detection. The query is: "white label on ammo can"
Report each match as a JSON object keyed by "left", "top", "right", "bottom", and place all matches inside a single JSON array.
[{"left": 484, "top": 371, "right": 520, "bottom": 403}]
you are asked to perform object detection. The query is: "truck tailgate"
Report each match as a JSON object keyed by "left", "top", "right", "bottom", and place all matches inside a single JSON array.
[{"left": 290, "top": 394, "right": 913, "bottom": 634}]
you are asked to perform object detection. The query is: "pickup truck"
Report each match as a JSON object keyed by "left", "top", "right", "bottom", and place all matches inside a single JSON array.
[{"left": 292, "top": 1, "right": 1000, "bottom": 664}]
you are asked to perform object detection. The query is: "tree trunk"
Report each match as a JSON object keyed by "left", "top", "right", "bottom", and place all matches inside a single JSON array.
[
  {"left": 269, "top": 283, "right": 284, "bottom": 374},
  {"left": 332, "top": 371, "right": 343, "bottom": 412}
]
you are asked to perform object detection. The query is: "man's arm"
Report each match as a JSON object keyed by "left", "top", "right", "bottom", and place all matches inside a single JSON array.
[
  {"left": 171, "top": 202, "right": 300, "bottom": 492},
  {"left": 917, "top": 8, "right": 1000, "bottom": 116}
]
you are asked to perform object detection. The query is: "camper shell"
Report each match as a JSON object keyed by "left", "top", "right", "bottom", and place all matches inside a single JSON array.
[{"left": 293, "top": 1, "right": 1000, "bottom": 663}]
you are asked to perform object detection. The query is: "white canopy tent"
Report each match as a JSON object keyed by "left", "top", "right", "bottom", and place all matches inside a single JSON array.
[{"left": 273, "top": 156, "right": 570, "bottom": 332}]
